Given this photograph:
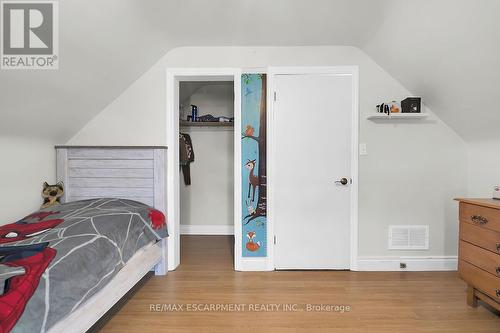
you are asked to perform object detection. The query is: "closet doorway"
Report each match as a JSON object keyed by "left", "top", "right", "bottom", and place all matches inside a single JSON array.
[{"left": 166, "top": 69, "right": 242, "bottom": 271}]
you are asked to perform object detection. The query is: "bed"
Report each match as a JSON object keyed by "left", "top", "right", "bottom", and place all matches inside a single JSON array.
[{"left": 0, "top": 146, "right": 168, "bottom": 333}]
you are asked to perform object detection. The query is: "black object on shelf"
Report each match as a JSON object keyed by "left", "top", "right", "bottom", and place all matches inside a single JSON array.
[
  {"left": 191, "top": 105, "right": 198, "bottom": 121},
  {"left": 401, "top": 97, "right": 421, "bottom": 113},
  {"left": 375, "top": 103, "right": 391, "bottom": 115}
]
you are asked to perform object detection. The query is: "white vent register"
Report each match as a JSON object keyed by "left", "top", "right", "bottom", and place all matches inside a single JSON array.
[{"left": 388, "top": 225, "right": 429, "bottom": 250}]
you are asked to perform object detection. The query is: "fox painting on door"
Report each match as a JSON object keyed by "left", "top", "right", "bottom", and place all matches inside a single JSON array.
[{"left": 241, "top": 74, "right": 267, "bottom": 257}]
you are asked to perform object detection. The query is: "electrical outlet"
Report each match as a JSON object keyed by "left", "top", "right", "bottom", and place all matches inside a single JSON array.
[
  {"left": 400, "top": 262, "right": 407, "bottom": 269},
  {"left": 359, "top": 143, "right": 367, "bottom": 155}
]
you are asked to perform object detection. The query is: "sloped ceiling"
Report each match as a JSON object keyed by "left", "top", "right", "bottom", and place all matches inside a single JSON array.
[
  {"left": 363, "top": 0, "right": 500, "bottom": 141},
  {"left": 1, "top": 0, "right": 498, "bottom": 142}
]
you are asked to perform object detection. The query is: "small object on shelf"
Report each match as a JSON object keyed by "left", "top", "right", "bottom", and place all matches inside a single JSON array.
[
  {"left": 191, "top": 105, "right": 198, "bottom": 122},
  {"left": 195, "top": 114, "right": 234, "bottom": 123},
  {"left": 493, "top": 186, "right": 500, "bottom": 200},
  {"left": 389, "top": 100, "right": 400, "bottom": 113},
  {"left": 218, "top": 116, "right": 233, "bottom": 123},
  {"left": 376, "top": 101, "right": 401, "bottom": 114},
  {"left": 401, "top": 97, "right": 421, "bottom": 113},
  {"left": 197, "top": 114, "right": 218, "bottom": 122},
  {"left": 375, "top": 103, "right": 390, "bottom": 115}
]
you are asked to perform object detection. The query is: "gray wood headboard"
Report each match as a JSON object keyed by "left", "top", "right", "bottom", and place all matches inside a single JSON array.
[
  {"left": 55, "top": 146, "right": 167, "bottom": 209},
  {"left": 55, "top": 146, "right": 169, "bottom": 275}
]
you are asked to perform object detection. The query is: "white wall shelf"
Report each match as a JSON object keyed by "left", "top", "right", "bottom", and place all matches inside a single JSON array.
[{"left": 366, "top": 113, "right": 428, "bottom": 120}]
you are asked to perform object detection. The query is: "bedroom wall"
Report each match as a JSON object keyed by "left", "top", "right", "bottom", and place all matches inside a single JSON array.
[
  {"left": 467, "top": 140, "right": 500, "bottom": 197},
  {"left": 179, "top": 83, "right": 234, "bottom": 231},
  {"left": 68, "top": 46, "right": 468, "bottom": 259},
  {"left": 0, "top": 136, "right": 56, "bottom": 223}
]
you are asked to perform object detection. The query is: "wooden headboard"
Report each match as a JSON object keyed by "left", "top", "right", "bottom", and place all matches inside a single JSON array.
[
  {"left": 55, "top": 146, "right": 168, "bottom": 274},
  {"left": 55, "top": 146, "right": 167, "bottom": 208}
]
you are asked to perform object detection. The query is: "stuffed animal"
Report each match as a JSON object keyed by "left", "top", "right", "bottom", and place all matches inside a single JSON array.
[{"left": 41, "top": 182, "right": 64, "bottom": 209}]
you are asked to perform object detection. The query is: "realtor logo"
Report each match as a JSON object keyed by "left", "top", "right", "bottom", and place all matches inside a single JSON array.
[{"left": 1, "top": 1, "right": 58, "bottom": 69}]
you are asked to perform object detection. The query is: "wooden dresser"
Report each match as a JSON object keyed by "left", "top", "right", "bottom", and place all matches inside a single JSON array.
[{"left": 455, "top": 198, "right": 500, "bottom": 311}]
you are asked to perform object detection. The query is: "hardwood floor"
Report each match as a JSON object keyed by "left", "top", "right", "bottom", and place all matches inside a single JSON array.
[{"left": 101, "top": 235, "right": 499, "bottom": 332}]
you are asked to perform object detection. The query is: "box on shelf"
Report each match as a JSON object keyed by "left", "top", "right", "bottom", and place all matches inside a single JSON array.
[{"left": 401, "top": 97, "right": 421, "bottom": 113}]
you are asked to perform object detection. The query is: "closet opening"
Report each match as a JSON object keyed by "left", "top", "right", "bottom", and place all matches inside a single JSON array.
[{"left": 177, "top": 79, "right": 235, "bottom": 268}]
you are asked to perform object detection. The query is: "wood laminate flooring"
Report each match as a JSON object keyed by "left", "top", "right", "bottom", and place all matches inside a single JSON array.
[{"left": 101, "top": 235, "right": 499, "bottom": 332}]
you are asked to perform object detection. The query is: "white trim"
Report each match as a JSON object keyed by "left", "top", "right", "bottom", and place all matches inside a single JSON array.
[
  {"left": 166, "top": 68, "right": 242, "bottom": 271},
  {"left": 267, "top": 66, "right": 359, "bottom": 271},
  {"left": 180, "top": 225, "right": 234, "bottom": 235},
  {"left": 355, "top": 256, "right": 458, "bottom": 271},
  {"left": 265, "top": 71, "right": 276, "bottom": 271},
  {"left": 166, "top": 70, "right": 179, "bottom": 271},
  {"left": 241, "top": 67, "right": 268, "bottom": 74},
  {"left": 350, "top": 67, "right": 359, "bottom": 270},
  {"left": 233, "top": 72, "right": 243, "bottom": 271},
  {"left": 239, "top": 258, "right": 272, "bottom": 271}
]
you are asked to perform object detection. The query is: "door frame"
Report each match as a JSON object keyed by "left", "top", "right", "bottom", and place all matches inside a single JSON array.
[
  {"left": 166, "top": 68, "right": 242, "bottom": 271},
  {"left": 267, "top": 66, "right": 359, "bottom": 270}
]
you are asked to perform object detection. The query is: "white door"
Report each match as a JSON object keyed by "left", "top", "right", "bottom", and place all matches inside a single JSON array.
[{"left": 273, "top": 73, "right": 354, "bottom": 270}]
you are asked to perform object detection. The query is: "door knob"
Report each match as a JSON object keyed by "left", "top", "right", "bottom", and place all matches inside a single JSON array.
[{"left": 335, "top": 177, "right": 349, "bottom": 186}]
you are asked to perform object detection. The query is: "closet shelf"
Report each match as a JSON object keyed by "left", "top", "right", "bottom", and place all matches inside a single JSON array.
[
  {"left": 366, "top": 113, "right": 428, "bottom": 120},
  {"left": 180, "top": 120, "right": 234, "bottom": 128}
]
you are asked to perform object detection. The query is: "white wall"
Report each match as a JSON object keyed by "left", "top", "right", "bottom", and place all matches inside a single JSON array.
[
  {"left": 0, "top": 136, "right": 56, "bottom": 223},
  {"left": 467, "top": 140, "right": 500, "bottom": 197},
  {"left": 180, "top": 83, "right": 234, "bottom": 228},
  {"left": 362, "top": 0, "right": 500, "bottom": 142},
  {"left": 68, "top": 46, "right": 468, "bottom": 258}
]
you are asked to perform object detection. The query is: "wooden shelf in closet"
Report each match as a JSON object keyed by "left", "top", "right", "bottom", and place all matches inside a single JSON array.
[{"left": 180, "top": 120, "right": 234, "bottom": 128}]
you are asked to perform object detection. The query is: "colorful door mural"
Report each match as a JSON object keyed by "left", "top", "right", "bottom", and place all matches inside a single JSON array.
[{"left": 241, "top": 74, "right": 267, "bottom": 257}]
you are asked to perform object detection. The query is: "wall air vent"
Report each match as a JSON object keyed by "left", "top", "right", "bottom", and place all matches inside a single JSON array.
[{"left": 388, "top": 225, "right": 429, "bottom": 250}]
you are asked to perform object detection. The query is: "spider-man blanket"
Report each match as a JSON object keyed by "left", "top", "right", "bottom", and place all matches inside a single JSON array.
[{"left": 0, "top": 199, "right": 167, "bottom": 333}]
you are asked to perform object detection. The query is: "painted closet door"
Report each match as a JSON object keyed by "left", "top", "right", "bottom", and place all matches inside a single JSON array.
[{"left": 274, "top": 74, "right": 353, "bottom": 269}]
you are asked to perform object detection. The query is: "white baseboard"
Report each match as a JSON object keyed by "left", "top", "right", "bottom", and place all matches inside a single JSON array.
[
  {"left": 180, "top": 224, "right": 234, "bottom": 235},
  {"left": 355, "top": 256, "right": 458, "bottom": 271},
  {"left": 236, "top": 258, "right": 273, "bottom": 271}
]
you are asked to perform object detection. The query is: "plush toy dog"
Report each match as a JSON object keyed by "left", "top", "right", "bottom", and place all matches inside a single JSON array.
[{"left": 41, "top": 182, "right": 64, "bottom": 209}]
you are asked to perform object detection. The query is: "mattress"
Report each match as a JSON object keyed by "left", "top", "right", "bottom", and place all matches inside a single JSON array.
[{"left": 48, "top": 241, "right": 162, "bottom": 333}]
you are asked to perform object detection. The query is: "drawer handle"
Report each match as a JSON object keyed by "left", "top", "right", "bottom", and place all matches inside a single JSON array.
[
  {"left": 497, "top": 290, "right": 500, "bottom": 298},
  {"left": 471, "top": 215, "right": 488, "bottom": 224},
  {"left": 496, "top": 267, "right": 500, "bottom": 276},
  {"left": 497, "top": 244, "right": 500, "bottom": 253}
]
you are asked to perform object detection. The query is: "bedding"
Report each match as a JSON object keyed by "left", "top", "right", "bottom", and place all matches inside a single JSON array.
[{"left": 0, "top": 198, "right": 167, "bottom": 333}]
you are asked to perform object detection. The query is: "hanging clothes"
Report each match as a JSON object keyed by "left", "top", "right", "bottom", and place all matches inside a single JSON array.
[{"left": 179, "top": 133, "right": 195, "bottom": 185}]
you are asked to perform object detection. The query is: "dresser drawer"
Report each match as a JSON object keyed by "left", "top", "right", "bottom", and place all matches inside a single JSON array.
[
  {"left": 460, "top": 202, "right": 500, "bottom": 232},
  {"left": 460, "top": 221, "right": 500, "bottom": 254},
  {"left": 460, "top": 240, "right": 500, "bottom": 277},
  {"left": 459, "top": 260, "right": 500, "bottom": 301}
]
